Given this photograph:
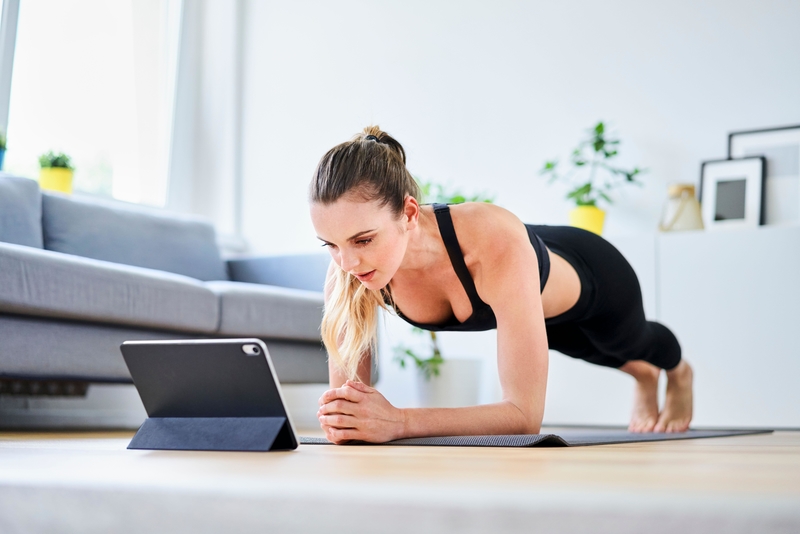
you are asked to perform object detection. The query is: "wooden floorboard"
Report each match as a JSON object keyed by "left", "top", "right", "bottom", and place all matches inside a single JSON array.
[{"left": 1, "top": 428, "right": 799, "bottom": 533}]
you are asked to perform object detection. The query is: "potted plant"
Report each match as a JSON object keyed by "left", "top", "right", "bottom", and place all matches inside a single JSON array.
[
  {"left": 391, "top": 179, "right": 493, "bottom": 407},
  {"left": 39, "top": 151, "right": 75, "bottom": 194},
  {"left": 540, "top": 121, "right": 645, "bottom": 235},
  {"left": 0, "top": 131, "right": 6, "bottom": 170},
  {"left": 394, "top": 327, "right": 444, "bottom": 380}
]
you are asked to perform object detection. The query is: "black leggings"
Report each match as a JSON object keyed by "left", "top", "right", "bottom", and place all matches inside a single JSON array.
[{"left": 527, "top": 225, "right": 681, "bottom": 371}]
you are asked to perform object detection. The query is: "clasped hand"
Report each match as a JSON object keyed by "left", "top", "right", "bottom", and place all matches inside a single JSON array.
[{"left": 317, "top": 380, "right": 405, "bottom": 444}]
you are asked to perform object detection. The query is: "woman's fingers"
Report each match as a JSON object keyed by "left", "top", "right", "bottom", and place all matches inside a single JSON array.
[
  {"left": 317, "top": 398, "right": 358, "bottom": 416},
  {"left": 317, "top": 400, "right": 357, "bottom": 418},
  {"left": 318, "top": 384, "right": 365, "bottom": 406},
  {"left": 324, "top": 426, "right": 362, "bottom": 444},
  {"left": 317, "top": 383, "right": 401, "bottom": 443},
  {"left": 319, "top": 413, "right": 358, "bottom": 428},
  {"left": 345, "top": 380, "right": 374, "bottom": 393}
]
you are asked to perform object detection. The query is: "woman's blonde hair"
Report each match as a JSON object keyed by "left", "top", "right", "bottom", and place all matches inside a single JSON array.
[{"left": 309, "top": 126, "right": 421, "bottom": 381}]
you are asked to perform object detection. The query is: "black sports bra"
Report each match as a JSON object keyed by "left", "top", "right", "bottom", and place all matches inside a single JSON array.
[{"left": 388, "top": 203, "right": 550, "bottom": 332}]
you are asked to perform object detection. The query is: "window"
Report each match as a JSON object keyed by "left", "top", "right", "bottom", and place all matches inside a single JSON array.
[{"left": 4, "top": 0, "right": 181, "bottom": 206}]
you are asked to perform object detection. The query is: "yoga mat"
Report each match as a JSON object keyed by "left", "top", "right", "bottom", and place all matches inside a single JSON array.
[{"left": 299, "top": 428, "right": 773, "bottom": 447}]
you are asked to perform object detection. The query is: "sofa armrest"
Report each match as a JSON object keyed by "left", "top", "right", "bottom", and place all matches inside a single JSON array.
[{"left": 226, "top": 253, "right": 330, "bottom": 293}]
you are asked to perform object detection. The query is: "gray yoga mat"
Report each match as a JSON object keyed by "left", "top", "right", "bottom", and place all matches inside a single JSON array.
[{"left": 299, "top": 428, "right": 773, "bottom": 447}]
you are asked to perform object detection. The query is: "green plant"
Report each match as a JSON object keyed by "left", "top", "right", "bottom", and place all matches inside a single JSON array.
[
  {"left": 393, "top": 327, "right": 444, "bottom": 380},
  {"left": 416, "top": 178, "right": 495, "bottom": 205},
  {"left": 39, "top": 151, "right": 74, "bottom": 170},
  {"left": 391, "top": 180, "right": 495, "bottom": 380},
  {"left": 539, "top": 121, "right": 645, "bottom": 207},
  {"left": 0, "top": 132, "right": 6, "bottom": 150}
]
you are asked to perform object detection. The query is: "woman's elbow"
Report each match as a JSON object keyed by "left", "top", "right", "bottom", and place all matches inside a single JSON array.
[
  {"left": 507, "top": 400, "right": 543, "bottom": 434},
  {"left": 520, "top": 415, "right": 542, "bottom": 434},
  {"left": 525, "top": 421, "right": 542, "bottom": 434}
]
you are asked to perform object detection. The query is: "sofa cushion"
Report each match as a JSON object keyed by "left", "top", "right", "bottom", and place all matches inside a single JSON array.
[
  {"left": 42, "top": 192, "right": 229, "bottom": 281},
  {"left": 206, "top": 281, "right": 323, "bottom": 342},
  {"left": 0, "top": 174, "right": 43, "bottom": 248},
  {"left": 0, "top": 241, "right": 219, "bottom": 333}
]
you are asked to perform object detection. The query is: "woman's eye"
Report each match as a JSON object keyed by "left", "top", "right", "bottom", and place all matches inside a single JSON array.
[
  {"left": 321, "top": 243, "right": 336, "bottom": 249},
  {"left": 356, "top": 238, "right": 373, "bottom": 245}
]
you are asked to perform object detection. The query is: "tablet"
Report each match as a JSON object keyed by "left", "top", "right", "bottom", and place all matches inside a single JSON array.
[{"left": 121, "top": 338, "right": 298, "bottom": 451}]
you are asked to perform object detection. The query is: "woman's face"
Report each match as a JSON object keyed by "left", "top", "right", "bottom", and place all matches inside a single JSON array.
[{"left": 310, "top": 194, "right": 416, "bottom": 290}]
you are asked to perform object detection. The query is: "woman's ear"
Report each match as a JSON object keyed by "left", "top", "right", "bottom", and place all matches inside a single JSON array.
[{"left": 402, "top": 195, "right": 421, "bottom": 230}]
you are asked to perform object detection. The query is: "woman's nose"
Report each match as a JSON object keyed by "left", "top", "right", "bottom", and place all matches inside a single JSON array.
[{"left": 339, "top": 249, "right": 360, "bottom": 272}]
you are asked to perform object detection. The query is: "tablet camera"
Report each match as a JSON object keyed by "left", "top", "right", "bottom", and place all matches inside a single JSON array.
[{"left": 242, "top": 344, "right": 261, "bottom": 356}]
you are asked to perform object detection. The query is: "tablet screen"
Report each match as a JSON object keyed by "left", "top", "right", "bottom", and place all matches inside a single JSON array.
[{"left": 121, "top": 339, "right": 289, "bottom": 419}]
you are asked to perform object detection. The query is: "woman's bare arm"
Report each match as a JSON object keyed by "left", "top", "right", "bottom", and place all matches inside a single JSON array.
[{"left": 328, "top": 351, "right": 371, "bottom": 388}]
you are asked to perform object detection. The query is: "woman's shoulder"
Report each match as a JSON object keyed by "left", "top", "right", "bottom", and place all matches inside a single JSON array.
[
  {"left": 447, "top": 202, "right": 530, "bottom": 257},
  {"left": 448, "top": 202, "right": 524, "bottom": 236},
  {"left": 446, "top": 203, "right": 537, "bottom": 299}
]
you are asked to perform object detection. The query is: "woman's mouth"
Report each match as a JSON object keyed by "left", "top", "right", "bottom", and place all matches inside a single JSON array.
[{"left": 355, "top": 270, "right": 376, "bottom": 282}]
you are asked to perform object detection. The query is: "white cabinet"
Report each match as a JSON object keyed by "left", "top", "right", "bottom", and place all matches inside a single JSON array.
[
  {"left": 545, "top": 225, "right": 800, "bottom": 428},
  {"left": 658, "top": 225, "right": 800, "bottom": 428}
]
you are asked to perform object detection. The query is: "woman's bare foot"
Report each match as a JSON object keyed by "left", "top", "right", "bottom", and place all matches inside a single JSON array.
[
  {"left": 619, "top": 360, "right": 661, "bottom": 433},
  {"left": 654, "top": 360, "right": 693, "bottom": 433}
]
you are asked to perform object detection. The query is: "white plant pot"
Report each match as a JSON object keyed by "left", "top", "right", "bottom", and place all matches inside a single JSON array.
[{"left": 416, "top": 358, "right": 482, "bottom": 408}]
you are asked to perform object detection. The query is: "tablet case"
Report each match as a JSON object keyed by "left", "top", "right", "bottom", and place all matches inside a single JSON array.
[{"left": 121, "top": 339, "right": 298, "bottom": 452}]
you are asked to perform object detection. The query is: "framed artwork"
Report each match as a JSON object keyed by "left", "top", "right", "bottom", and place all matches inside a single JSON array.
[
  {"left": 728, "top": 124, "right": 800, "bottom": 225},
  {"left": 699, "top": 157, "right": 765, "bottom": 230}
]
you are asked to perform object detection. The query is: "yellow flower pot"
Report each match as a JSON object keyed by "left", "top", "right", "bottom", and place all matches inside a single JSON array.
[
  {"left": 569, "top": 205, "right": 606, "bottom": 235},
  {"left": 39, "top": 167, "right": 74, "bottom": 194}
]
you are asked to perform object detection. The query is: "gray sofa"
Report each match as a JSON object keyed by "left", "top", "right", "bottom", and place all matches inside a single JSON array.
[{"left": 0, "top": 173, "right": 332, "bottom": 392}]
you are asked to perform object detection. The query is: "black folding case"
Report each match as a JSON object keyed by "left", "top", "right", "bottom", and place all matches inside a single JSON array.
[{"left": 121, "top": 339, "right": 298, "bottom": 452}]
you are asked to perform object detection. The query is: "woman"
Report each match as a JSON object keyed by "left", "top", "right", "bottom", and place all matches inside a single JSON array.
[{"left": 310, "top": 126, "right": 693, "bottom": 444}]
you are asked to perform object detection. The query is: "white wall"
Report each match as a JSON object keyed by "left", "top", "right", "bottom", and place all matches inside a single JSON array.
[{"left": 239, "top": 0, "right": 800, "bottom": 254}]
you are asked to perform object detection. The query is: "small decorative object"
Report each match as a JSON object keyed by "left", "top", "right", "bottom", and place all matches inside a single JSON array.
[
  {"left": 38, "top": 151, "right": 75, "bottom": 194},
  {"left": 728, "top": 124, "right": 800, "bottom": 225},
  {"left": 0, "top": 131, "right": 6, "bottom": 170},
  {"left": 658, "top": 184, "right": 704, "bottom": 232},
  {"left": 540, "top": 121, "right": 645, "bottom": 235},
  {"left": 699, "top": 157, "right": 765, "bottom": 230}
]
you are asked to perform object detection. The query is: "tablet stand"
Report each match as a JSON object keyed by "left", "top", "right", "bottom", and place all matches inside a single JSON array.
[{"left": 127, "top": 417, "right": 294, "bottom": 452}]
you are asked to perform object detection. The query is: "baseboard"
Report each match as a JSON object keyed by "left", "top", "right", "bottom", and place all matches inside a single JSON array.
[
  {"left": 0, "top": 382, "right": 329, "bottom": 432},
  {"left": 0, "top": 384, "right": 147, "bottom": 430}
]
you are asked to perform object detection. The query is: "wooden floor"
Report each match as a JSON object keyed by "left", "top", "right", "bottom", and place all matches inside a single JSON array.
[{"left": 1, "top": 428, "right": 799, "bottom": 534}]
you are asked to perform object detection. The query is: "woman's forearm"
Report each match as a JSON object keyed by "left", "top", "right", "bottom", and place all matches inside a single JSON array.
[{"left": 400, "top": 400, "right": 542, "bottom": 438}]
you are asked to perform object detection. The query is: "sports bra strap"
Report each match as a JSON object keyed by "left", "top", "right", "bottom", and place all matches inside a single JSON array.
[{"left": 432, "top": 203, "right": 487, "bottom": 309}]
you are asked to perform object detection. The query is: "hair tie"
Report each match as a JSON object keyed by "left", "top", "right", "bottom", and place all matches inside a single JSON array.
[{"left": 365, "top": 135, "right": 379, "bottom": 142}]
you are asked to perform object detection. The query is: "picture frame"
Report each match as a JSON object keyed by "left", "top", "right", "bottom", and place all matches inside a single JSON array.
[
  {"left": 699, "top": 157, "right": 765, "bottom": 230},
  {"left": 728, "top": 124, "right": 800, "bottom": 225}
]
